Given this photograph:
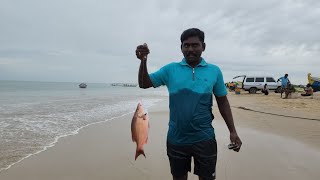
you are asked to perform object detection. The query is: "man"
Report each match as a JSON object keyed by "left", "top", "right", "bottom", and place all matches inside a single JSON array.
[
  {"left": 283, "top": 81, "right": 294, "bottom": 99},
  {"left": 301, "top": 83, "right": 313, "bottom": 96},
  {"left": 135, "top": 28, "right": 242, "bottom": 180},
  {"left": 261, "top": 84, "right": 269, "bottom": 95},
  {"left": 277, "top": 74, "right": 290, "bottom": 98},
  {"left": 229, "top": 81, "right": 235, "bottom": 91}
]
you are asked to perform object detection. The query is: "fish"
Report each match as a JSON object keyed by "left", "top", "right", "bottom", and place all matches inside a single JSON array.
[{"left": 131, "top": 102, "right": 149, "bottom": 160}]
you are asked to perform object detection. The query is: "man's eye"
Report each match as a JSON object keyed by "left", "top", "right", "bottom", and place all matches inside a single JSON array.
[
  {"left": 192, "top": 44, "right": 199, "bottom": 48},
  {"left": 183, "top": 44, "right": 190, "bottom": 48}
]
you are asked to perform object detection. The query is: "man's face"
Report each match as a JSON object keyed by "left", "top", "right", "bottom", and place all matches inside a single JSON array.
[
  {"left": 181, "top": 36, "right": 205, "bottom": 65},
  {"left": 285, "top": 74, "right": 288, "bottom": 78}
]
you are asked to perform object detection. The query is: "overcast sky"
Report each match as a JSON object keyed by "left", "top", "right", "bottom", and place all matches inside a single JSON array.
[{"left": 1, "top": 0, "right": 319, "bottom": 84}]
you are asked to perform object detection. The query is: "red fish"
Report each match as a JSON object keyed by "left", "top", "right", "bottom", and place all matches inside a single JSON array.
[{"left": 131, "top": 102, "right": 149, "bottom": 160}]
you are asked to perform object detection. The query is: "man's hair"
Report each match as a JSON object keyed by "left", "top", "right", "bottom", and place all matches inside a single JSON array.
[
  {"left": 285, "top": 74, "right": 288, "bottom": 76},
  {"left": 180, "top": 28, "right": 205, "bottom": 43}
]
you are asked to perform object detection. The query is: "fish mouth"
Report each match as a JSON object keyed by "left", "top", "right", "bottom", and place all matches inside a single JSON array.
[{"left": 138, "top": 113, "right": 147, "bottom": 118}]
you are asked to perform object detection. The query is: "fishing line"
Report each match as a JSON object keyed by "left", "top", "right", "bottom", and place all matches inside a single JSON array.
[{"left": 232, "top": 106, "right": 320, "bottom": 121}]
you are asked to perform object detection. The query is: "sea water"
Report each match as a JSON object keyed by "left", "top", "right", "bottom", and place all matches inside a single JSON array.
[{"left": 0, "top": 80, "right": 168, "bottom": 172}]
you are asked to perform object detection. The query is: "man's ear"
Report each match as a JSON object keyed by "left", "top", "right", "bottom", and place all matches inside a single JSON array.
[{"left": 202, "top": 42, "right": 206, "bottom": 51}]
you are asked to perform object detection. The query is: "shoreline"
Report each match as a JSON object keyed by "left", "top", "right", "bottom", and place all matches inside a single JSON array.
[
  {"left": 0, "top": 99, "right": 165, "bottom": 174},
  {"left": 0, "top": 95, "right": 319, "bottom": 179},
  {"left": 0, "top": 111, "right": 135, "bottom": 173}
]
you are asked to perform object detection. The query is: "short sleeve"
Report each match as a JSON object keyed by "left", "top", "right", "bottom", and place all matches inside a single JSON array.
[
  {"left": 149, "top": 65, "right": 170, "bottom": 88},
  {"left": 213, "top": 68, "right": 228, "bottom": 97}
]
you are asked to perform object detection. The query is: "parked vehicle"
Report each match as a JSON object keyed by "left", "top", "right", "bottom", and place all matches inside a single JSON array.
[
  {"left": 233, "top": 75, "right": 282, "bottom": 94},
  {"left": 308, "top": 73, "right": 320, "bottom": 92}
]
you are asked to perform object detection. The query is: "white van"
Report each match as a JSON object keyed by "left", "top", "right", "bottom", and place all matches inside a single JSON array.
[{"left": 233, "top": 75, "right": 282, "bottom": 94}]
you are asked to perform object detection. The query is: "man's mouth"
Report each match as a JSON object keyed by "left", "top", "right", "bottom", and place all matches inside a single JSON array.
[{"left": 187, "top": 53, "right": 197, "bottom": 57}]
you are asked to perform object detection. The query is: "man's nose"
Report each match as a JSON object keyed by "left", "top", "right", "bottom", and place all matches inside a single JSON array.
[{"left": 187, "top": 46, "right": 194, "bottom": 52}]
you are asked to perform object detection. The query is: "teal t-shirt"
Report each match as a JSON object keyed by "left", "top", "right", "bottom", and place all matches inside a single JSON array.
[
  {"left": 149, "top": 58, "right": 227, "bottom": 145},
  {"left": 279, "top": 77, "right": 289, "bottom": 87}
]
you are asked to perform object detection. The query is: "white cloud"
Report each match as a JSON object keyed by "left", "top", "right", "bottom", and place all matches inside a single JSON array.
[{"left": 0, "top": 0, "right": 319, "bottom": 84}]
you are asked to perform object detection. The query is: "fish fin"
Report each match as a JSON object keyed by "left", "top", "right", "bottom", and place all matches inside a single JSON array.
[
  {"left": 131, "top": 135, "right": 135, "bottom": 142},
  {"left": 131, "top": 127, "right": 136, "bottom": 142},
  {"left": 135, "top": 149, "right": 146, "bottom": 160},
  {"left": 145, "top": 137, "right": 148, "bottom": 144}
]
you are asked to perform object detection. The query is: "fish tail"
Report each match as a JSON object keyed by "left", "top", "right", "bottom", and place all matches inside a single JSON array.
[{"left": 135, "top": 149, "right": 146, "bottom": 160}]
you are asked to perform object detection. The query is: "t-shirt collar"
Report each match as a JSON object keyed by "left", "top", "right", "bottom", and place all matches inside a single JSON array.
[{"left": 179, "top": 57, "right": 207, "bottom": 67}]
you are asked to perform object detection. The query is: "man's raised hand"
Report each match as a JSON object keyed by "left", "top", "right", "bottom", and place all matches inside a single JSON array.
[{"left": 136, "top": 43, "right": 150, "bottom": 61}]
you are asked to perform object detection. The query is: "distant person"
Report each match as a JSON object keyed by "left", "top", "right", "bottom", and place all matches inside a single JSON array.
[
  {"left": 277, "top": 74, "right": 290, "bottom": 98},
  {"left": 229, "top": 81, "right": 235, "bottom": 91},
  {"left": 261, "top": 84, "right": 269, "bottom": 95},
  {"left": 283, "top": 82, "right": 294, "bottom": 99},
  {"left": 235, "top": 85, "right": 241, "bottom": 94},
  {"left": 301, "top": 83, "right": 313, "bottom": 96}
]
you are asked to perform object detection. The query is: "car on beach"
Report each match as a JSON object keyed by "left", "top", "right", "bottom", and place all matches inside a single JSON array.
[{"left": 233, "top": 75, "right": 282, "bottom": 94}]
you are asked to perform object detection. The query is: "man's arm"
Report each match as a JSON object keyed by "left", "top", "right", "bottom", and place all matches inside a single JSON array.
[
  {"left": 138, "top": 60, "right": 153, "bottom": 88},
  {"left": 215, "top": 95, "right": 242, "bottom": 151},
  {"left": 136, "top": 44, "right": 153, "bottom": 89}
]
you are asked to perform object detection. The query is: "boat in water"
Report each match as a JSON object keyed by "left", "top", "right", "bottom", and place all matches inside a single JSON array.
[
  {"left": 111, "top": 83, "right": 137, "bottom": 87},
  {"left": 79, "top": 83, "right": 87, "bottom": 88},
  {"left": 308, "top": 73, "right": 320, "bottom": 92}
]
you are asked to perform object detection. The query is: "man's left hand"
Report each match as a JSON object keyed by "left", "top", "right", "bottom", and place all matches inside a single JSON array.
[{"left": 230, "top": 132, "right": 242, "bottom": 152}]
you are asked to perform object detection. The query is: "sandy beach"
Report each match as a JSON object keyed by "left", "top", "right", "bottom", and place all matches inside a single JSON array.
[{"left": 0, "top": 91, "right": 319, "bottom": 180}]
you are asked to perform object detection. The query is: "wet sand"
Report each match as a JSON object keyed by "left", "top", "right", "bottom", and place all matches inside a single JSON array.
[{"left": 0, "top": 92, "right": 319, "bottom": 180}]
